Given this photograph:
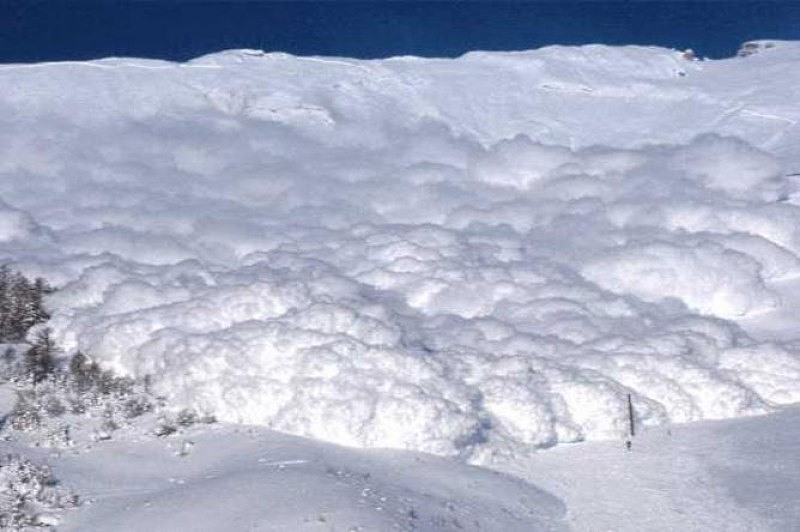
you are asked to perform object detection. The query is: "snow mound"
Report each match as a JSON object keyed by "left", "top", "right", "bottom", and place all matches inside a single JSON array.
[
  {"left": 48, "top": 424, "right": 566, "bottom": 532},
  {"left": 2, "top": 44, "right": 800, "bottom": 459}
]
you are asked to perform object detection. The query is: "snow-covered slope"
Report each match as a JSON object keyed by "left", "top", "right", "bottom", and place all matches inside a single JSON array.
[
  {"left": 8, "top": 401, "right": 799, "bottom": 531},
  {"left": 497, "top": 404, "right": 800, "bottom": 531},
  {"left": 2, "top": 43, "right": 800, "bottom": 459},
  {"left": 44, "top": 425, "right": 565, "bottom": 532}
]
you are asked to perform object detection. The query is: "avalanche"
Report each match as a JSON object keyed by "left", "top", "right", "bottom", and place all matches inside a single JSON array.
[{"left": 2, "top": 41, "right": 800, "bottom": 460}]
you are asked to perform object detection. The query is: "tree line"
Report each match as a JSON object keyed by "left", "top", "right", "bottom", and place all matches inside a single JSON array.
[
  {"left": 0, "top": 264, "right": 52, "bottom": 342},
  {"left": 0, "top": 267, "right": 212, "bottom": 447}
]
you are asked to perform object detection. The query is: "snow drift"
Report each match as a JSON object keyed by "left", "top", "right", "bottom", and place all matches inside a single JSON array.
[{"left": 2, "top": 43, "right": 800, "bottom": 460}]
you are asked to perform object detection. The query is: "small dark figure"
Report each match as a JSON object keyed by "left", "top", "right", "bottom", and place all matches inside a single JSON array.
[{"left": 625, "top": 439, "right": 632, "bottom": 451}]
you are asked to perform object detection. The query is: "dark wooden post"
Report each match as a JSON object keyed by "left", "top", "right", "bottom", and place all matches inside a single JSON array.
[
  {"left": 625, "top": 393, "right": 635, "bottom": 451},
  {"left": 627, "top": 393, "right": 635, "bottom": 438}
]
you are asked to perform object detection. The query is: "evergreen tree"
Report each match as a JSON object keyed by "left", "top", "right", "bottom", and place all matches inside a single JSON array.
[
  {"left": 8, "top": 271, "right": 29, "bottom": 339},
  {"left": 69, "top": 351, "right": 102, "bottom": 392},
  {"left": 25, "top": 327, "right": 58, "bottom": 384},
  {"left": 0, "top": 266, "right": 52, "bottom": 341},
  {"left": 0, "top": 264, "right": 11, "bottom": 339},
  {"left": 23, "top": 277, "right": 51, "bottom": 332}
]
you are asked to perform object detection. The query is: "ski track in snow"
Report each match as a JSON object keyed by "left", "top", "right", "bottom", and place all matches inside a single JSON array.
[{"left": 1, "top": 42, "right": 800, "bottom": 459}]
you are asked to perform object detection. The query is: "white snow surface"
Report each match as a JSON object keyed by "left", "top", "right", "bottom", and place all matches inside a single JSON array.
[
  {"left": 496, "top": 404, "right": 800, "bottom": 531},
  {"left": 2, "top": 43, "right": 800, "bottom": 459},
  {"left": 46, "top": 425, "right": 566, "bottom": 532},
  {"left": 8, "top": 403, "right": 799, "bottom": 531}
]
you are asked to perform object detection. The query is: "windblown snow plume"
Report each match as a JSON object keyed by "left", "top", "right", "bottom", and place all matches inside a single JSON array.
[{"left": 2, "top": 43, "right": 800, "bottom": 460}]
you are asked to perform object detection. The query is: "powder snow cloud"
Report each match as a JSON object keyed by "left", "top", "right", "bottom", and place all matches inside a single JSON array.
[{"left": 2, "top": 43, "right": 800, "bottom": 460}]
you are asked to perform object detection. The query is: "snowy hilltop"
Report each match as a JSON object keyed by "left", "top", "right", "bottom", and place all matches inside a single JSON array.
[{"left": 1, "top": 42, "right": 800, "bottom": 463}]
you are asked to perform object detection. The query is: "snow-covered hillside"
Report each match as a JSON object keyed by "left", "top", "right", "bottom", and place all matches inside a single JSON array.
[
  {"left": 5, "top": 385, "right": 798, "bottom": 531},
  {"left": 2, "top": 43, "right": 800, "bottom": 460}
]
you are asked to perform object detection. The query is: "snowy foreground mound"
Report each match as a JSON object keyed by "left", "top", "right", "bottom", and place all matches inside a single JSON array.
[{"left": 2, "top": 43, "right": 800, "bottom": 459}]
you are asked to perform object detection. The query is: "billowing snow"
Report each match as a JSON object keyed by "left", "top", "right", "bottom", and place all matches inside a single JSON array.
[{"left": 2, "top": 43, "right": 800, "bottom": 459}]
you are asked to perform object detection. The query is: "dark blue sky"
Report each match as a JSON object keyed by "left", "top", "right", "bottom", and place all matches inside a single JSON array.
[{"left": 2, "top": 1, "right": 800, "bottom": 63}]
